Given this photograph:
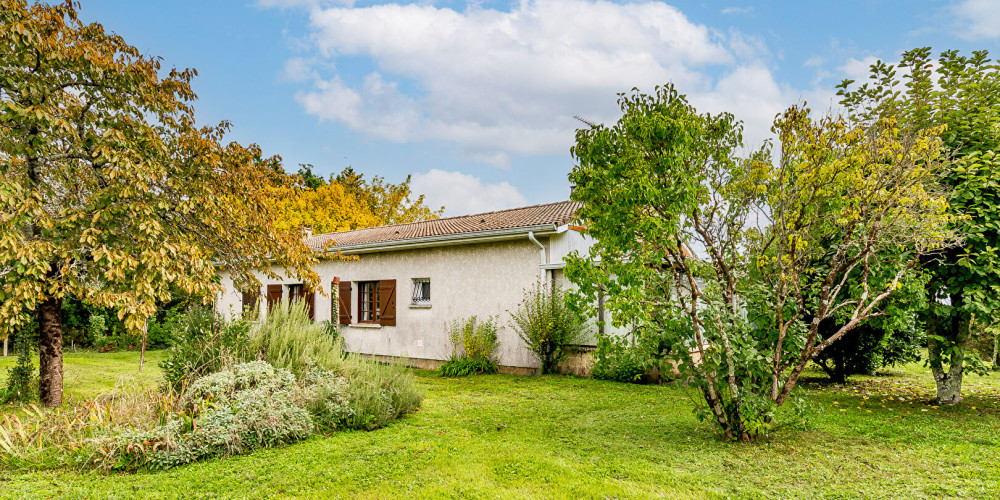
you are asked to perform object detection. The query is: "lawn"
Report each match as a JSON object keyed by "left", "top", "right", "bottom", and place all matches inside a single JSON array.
[{"left": 1, "top": 352, "right": 999, "bottom": 499}]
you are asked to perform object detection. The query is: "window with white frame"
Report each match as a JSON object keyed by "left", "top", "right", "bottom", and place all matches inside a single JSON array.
[
  {"left": 411, "top": 278, "right": 430, "bottom": 305},
  {"left": 359, "top": 281, "right": 380, "bottom": 322}
]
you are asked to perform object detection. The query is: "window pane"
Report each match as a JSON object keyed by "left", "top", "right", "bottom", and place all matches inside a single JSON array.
[
  {"left": 412, "top": 278, "right": 430, "bottom": 303},
  {"left": 360, "top": 281, "right": 380, "bottom": 321}
]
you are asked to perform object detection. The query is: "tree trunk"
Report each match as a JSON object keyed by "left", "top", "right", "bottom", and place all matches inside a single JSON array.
[
  {"left": 139, "top": 318, "right": 148, "bottom": 373},
  {"left": 3, "top": 337, "right": 7, "bottom": 357},
  {"left": 38, "top": 295, "right": 64, "bottom": 407},
  {"left": 928, "top": 310, "right": 968, "bottom": 406}
]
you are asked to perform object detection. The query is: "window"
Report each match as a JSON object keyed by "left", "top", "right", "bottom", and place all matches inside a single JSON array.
[
  {"left": 411, "top": 278, "right": 430, "bottom": 305},
  {"left": 359, "top": 281, "right": 381, "bottom": 322},
  {"left": 241, "top": 287, "right": 260, "bottom": 319},
  {"left": 286, "top": 284, "right": 315, "bottom": 320}
]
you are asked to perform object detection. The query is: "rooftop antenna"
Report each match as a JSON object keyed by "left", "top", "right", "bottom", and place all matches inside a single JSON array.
[{"left": 573, "top": 115, "right": 599, "bottom": 128}]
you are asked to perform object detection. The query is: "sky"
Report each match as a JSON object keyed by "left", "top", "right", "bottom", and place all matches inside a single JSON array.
[{"left": 76, "top": 0, "right": 1000, "bottom": 216}]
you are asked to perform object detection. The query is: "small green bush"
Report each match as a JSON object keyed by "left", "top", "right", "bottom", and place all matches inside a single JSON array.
[
  {"left": 182, "top": 361, "right": 295, "bottom": 409},
  {"left": 252, "top": 301, "right": 346, "bottom": 377},
  {"left": 591, "top": 334, "right": 646, "bottom": 383},
  {"left": 340, "top": 355, "right": 423, "bottom": 430},
  {"left": 159, "top": 308, "right": 254, "bottom": 392},
  {"left": 297, "top": 367, "right": 354, "bottom": 433},
  {"left": 510, "top": 281, "right": 586, "bottom": 374},
  {"left": 2, "top": 334, "right": 36, "bottom": 403},
  {"left": 146, "top": 307, "right": 182, "bottom": 348},
  {"left": 110, "top": 362, "right": 313, "bottom": 471},
  {"left": 440, "top": 358, "right": 499, "bottom": 377},
  {"left": 440, "top": 316, "right": 500, "bottom": 377}
]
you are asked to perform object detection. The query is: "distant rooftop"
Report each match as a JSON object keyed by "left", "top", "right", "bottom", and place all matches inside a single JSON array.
[{"left": 306, "top": 200, "right": 582, "bottom": 250}]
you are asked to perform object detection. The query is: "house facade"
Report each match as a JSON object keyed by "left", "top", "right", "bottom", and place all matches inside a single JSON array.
[{"left": 215, "top": 201, "right": 618, "bottom": 372}]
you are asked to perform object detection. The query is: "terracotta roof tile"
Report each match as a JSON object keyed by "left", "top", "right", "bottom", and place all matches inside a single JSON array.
[{"left": 307, "top": 200, "right": 581, "bottom": 250}]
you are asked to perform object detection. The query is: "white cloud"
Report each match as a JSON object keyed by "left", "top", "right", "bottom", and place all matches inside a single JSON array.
[
  {"left": 281, "top": 57, "right": 319, "bottom": 82},
  {"left": 954, "top": 0, "right": 1000, "bottom": 39},
  {"left": 837, "top": 56, "right": 880, "bottom": 83},
  {"left": 410, "top": 169, "right": 528, "bottom": 215},
  {"left": 803, "top": 55, "right": 825, "bottom": 67},
  {"left": 279, "top": 0, "right": 798, "bottom": 164},
  {"left": 721, "top": 6, "right": 753, "bottom": 15}
]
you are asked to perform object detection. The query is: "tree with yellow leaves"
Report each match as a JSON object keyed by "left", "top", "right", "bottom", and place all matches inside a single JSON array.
[
  {"left": 272, "top": 182, "right": 380, "bottom": 235},
  {"left": 272, "top": 165, "right": 443, "bottom": 235},
  {"left": 0, "top": 0, "right": 318, "bottom": 406}
]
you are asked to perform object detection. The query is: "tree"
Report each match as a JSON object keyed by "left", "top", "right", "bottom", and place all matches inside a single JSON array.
[
  {"left": 0, "top": 0, "right": 318, "bottom": 406},
  {"left": 272, "top": 165, "right": 442, "bottom": 235},
  {"left": 812, "top": 313, "right": 923, "bottom": 383},
  {"left": 272, "top": 182, "right": 380, "bottom": 234},
  {"left": 836, "top": 48, "right": 1000, "bottom": 404},
  {"left": 295, "top": 164, "right": 326, "bottom": 190},
  {"left": 336, "top": 167, "right": 443, "bottom": 225},
  {"left": 567, "top": 85, "right": 956, "bottom": 440}
]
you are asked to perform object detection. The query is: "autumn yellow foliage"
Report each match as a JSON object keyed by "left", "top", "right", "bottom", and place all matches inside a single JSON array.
[{"left": 271, "top": 183, "right": 380, "bottom": 235}]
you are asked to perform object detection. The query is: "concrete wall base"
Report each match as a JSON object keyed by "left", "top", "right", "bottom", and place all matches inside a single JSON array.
[{"left": 355, "top": 348, "right": 599, "bottom": 377}]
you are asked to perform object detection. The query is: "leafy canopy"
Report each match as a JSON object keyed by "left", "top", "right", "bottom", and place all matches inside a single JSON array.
[
  {"left": 272, "top": 165, "right": 443, "bottom": 235},
  {"left": 0, "top": 0, "right": 319, "bottom": 336},
  {"left": 567, "top": 84, "right": 955, "bottom": 440}
]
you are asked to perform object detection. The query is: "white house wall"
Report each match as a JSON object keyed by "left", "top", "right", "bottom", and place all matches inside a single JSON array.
[{"left": 217, "top": 238, "right": 571, "bottom": 369}]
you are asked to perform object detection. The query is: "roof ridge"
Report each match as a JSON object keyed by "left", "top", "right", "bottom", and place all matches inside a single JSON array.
[{"left": 310, "top": 200, "right": 578, "bottom": 239}]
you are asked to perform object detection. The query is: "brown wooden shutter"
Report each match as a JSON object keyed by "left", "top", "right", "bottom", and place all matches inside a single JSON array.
[
  {"left": 304, "top": 289, "right": 315, "bottom": 321},
  {"left": 338, "top": 280, "right": 352, "bottom": 325},
  {"left": 266, "top": 284, "right": 283, "bottom": 312},
  {"left": 378, "top": 279, "right": 396, "bottom": 326},
  {"left": 241, "top": 287, "right": 260, "bottom": 318}
]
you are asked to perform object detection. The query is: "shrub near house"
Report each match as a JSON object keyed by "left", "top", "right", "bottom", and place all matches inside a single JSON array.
[{"left": 440, "top": 316, "right": 500, "bottom": 376}]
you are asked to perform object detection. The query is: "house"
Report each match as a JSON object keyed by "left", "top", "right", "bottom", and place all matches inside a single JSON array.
[{"left": 215, "top": 200, "right": 616, "bottom": 373}]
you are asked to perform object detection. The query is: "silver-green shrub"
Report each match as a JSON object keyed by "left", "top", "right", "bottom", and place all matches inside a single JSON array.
[{"left": 110, "top": 361, "right": 312, "bottom": 471}]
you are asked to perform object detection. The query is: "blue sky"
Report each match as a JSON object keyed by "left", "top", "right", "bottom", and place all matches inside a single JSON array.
[{"left": 77, "top": 0, "right": 999, "bottom": 215}]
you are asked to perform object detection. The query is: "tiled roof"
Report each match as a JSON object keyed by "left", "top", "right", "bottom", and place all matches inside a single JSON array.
[{"left": 307, "top": 200, "right": 581, "bottom": 250}]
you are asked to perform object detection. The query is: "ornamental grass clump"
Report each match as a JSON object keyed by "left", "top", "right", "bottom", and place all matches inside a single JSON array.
[
  {"left": 440, "top": 316, "right": 500, "bottom": 376},
  {"left": 510, "top": 281, "right": 586, "bottom": 374},
  {"left": 251, "top": 301, "right": 347, "bottom": 377}
]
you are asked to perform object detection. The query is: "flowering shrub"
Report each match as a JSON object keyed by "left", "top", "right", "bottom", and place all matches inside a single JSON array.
[{"left": 510, "top": 281, "right": 586, "bottom": 374}]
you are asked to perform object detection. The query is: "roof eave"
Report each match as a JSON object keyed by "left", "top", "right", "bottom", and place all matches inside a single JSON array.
[{"left": 318, "top": 224, "right": 561, "bottom": 255}]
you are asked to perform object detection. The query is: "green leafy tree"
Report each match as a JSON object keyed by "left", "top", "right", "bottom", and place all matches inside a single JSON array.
[
  {"left": 836, "top": 48, "right": 1000, "bottom": 404},
  {"left": 567, "top": 85, "right": 955, "bottom": 440},
  {"left": 0, "top": 1, "right": 318, "bottom": 406},
  {"left": 295, "top": 164, "right": 327, "bottom": 190},
  {"left": 813, "top": 313, "right": 924, "bottom": 383}
]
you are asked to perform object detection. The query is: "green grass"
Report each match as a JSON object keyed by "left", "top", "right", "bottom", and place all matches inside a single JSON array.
[
  {"left": 2, "top": 352, "right": 999, "bottom": 499},
  {"left": 0, "top": 350, "right": 164, "bottom": 403}
]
